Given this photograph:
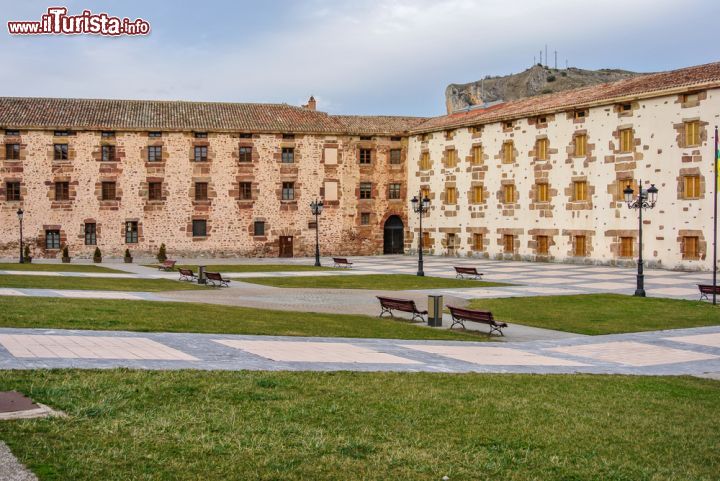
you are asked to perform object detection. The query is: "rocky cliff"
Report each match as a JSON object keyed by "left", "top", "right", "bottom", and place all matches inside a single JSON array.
[{"left": 445, "top": 65, "right": 644, "bottom": 113}]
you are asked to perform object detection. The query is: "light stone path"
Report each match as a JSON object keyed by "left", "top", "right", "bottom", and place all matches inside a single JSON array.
[
  {"left": 0, "top": 442, "right": 37, "bottom": 481},
  {"left": 1, "top": 326, "right": 720, "bottom": 376}
]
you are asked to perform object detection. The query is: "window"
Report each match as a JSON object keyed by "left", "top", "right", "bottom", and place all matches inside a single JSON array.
[
  {"left": 503, "top": 184, "right": 515, "bottom": 204},
  {"left": 148, "top": 182, "right": 162, "bottom": 201},
  {"left": 360, "top": 212, "right": 370, "bottom": 225},
  {"left": 502, "top": 141, "right": 514, "bottom": 164},
  {"left": 537, "top": 235, "right": 549, "bottom": 255},
  {"left": 683, "top": 236, "right": 699, "bottom": 259},
  {"left": 685, "top": 121, "right": 700, "bottom": 147},
  {"left": 192, "top": 219, "right": 207, "bottom": 237},
  {"left": 445, "top": 149, "right": 457, "bottom": 167},
  {"left": 195, "top": 182, "right": 208, "bottom": 201},
  {"left": 503, "top": 234, "right": 514, "bottom": 253},
  {"left": 55, "top": 181, "right": 69, "bottom": 201},
  {"left": 5, "top": 130, "right": 19, "bottom": 136},
  {"left": 194, "top": 132, "right": 208, "bottom": 139},
  {"left": 125, "top": 221, "right": 139, "bottom": 244},
  {"left": 471, "top": 145, "right": 483, "bottom": 165},
  {"left": 239, "top": 146, "right": 252, "bottom": 163},
  {"left": 359, "top": 136, "right": 372, "bottom": 141},
  {"left": 239, "top": 133, "right": 252, "bottom": 139},
  {"left": 683, "top": 175, "right": 701, "bottom": 198},
  {"left": 683, "top": 93, "right": 699, "bottom": 104},
  {"left": 359, "top": 182, "right": 372, "bottom": 199},
  {"left": 281, "top": 147, "right": 294, "bottom": 163},
  {"left": 388, "top": 183, "right": 401, "bottom": 200},
  {"left": 148, "top": 146, "right": 162, "bottom": 162},
  {"left": 54, "top": 130, "right": 69, "bottom": 137},
  {"left": 390, "top": 136, "right": 402, "bottom": 142},
  {"left": 239, "top": 182, "right": 252, "bottom": 200},
  {"left": 389, "top": 149, "right": 401, "bottom": 165},
  {"left": 359, "top": 148, "right": 372, "bottom": 164},
  {"left": 101, "top": 145, "right": 116, "bottom": 162},
  {"left": 446, "top": 187, "right": 457, "bottom": 204},
  {"left": 6, "top": 182, "right": 20, "bottom": 201},
  {"left": 45, "top": 230, "right": 60, "bottom": 250},
  {"left": 444, "top": 130, "right": 455, "bottom": 140},
  {"left": 536, "top": 183, "right": 549, "bottom": 202},
  {"left": 148, "top": 132, "right": 162, "bottom": 138},
  {"left": 282, "top": 134, "right": 295, "bottom": 140},
  {"left": 504, "top": 121, "right": 513, "bottom": 129},
  {"left": 537, "top": 116, "right": 547, "bottom": 124},
  {"left": 101, "top": 182, "right": 116, "bottom": 201},
  {"left": 5, "top": 143, "right": 20, "bottom": 160},
  {"left": 619, "top": 128, "right": 633, "bottom": 152},
  {"left": 281, "top": 182, "right": 295, "bottom": 201},
  {"left": 472, "top": 233, "right": 483, "bottom": 251},
  {"left": 101, "top": 131, "right": 115, "bottom": 138},
  {"left": 84, "top": 223, "right": 96, "bottom": 245},
  {"left": 472, "top": 185, "right": 484, "bottom": 204},
  {"left": 422, "top": 231, "right": 431, "bottom": 248},
  {"left": 54, "top": 144, "right": 68, "bottom": 160},
  {"left": 620, "top": 103, "right": 632, "bottom": 112},
  {"left": 573, "top": 181, "right": 588, "bottom": 201},
  {"left": 253, "top": 221, "right": 265, "bottom": 236},
  {"left": 620, "top": 237, "right": 634, "bottom": 257},
  {"left": 420, "top": 152, "right": 431, "bottom": 170},
  {"left": 536, "top": 138, "right": 548, "bottom": 160},
  {"left": 574, "top": 134, "right": 587, "bottom": 157},
  {"left": 574, "top": 110, "right": 586, "bottom": 120},
  {"left": 194, "top": 146, "right": 208, "bottom": 162},
  {"left": 574, "top": 235, "right": 587, "bottom": 257}
]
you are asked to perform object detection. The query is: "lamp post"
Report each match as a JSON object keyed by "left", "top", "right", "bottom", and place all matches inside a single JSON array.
[
  {"left": 310, "top": 199, "right": 324, "bottom": 267},
  {"left": 623, "top": 179, "right": 659, "bottom": 297},
  {"left": 411, "top": 191, "right": 431, "bottom": 277},
  {"left": 16, "top": 208, "right": 24, "bottom": 264}
]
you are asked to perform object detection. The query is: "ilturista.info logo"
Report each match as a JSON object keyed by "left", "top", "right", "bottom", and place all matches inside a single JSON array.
[{"left": 7, "top": 7, "right": 150, "bottom": 36}]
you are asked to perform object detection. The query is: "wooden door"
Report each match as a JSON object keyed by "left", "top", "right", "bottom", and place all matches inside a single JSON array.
[{"left": 279, "top": 236, "right": 293, "bottom": 258}]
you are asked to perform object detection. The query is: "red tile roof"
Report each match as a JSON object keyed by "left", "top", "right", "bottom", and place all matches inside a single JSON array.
[
  {"left": 0, "top": 97, "right": 426, "bottom": 135},
  {"left": 411, "top": 61, "right": 720, "bottom": 133}
]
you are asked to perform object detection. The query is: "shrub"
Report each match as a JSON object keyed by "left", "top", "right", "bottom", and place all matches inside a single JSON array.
[
  {"left": 560, "top": 71, "right": 567, "bottom": 77},
  {"left": 23, "top": 245, "right": 31, "bottom": 261},
  {"left": 157, "top": 243, "right": 167, "bottom": 263},
  {"left": 124, "top": 249, "right": 132, "bottom": 259},
  {"left": 93, "top": 247, "right": 102, "bottom": 263},
  {"left": 62, "top": 246, "right": 69, "bottom": 258},
  {"left": 546, "top": 75, "right": 556, "bottom": 82}
]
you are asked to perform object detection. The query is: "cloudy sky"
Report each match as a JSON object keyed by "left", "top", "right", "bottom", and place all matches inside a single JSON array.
[{"left": 1, "top": 0, "right": 718, "bottom": 116}]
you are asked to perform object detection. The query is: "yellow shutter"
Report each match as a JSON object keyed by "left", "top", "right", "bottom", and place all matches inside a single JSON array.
[
  {"left": 446, "top": 187, "right": 457, "bottom": 204},
  {"left": 503, "top": 142, "right": 514, "bottom": 163},
  {"left": 620, "top": 129, "right": 633, "bottom": 152},
  {"left": 472, "top": 146, "right": 483, "bottom": 165},
  {"left": 537, "top": 138, "right": 548, "bottom": 160},
  {"left": 473, "top": 233, "right": 483, "bottom": 251},
  {"left": 473, "top": 185, "right": 483, "bottom": 203},
  {"left": 537, "top": 236, "right": 548, "bottom": 254},
  {"left": 574, "top": 236, "right": 586, "bottom": 256},
  {"left": 620, "top": 237, "right": 633, "bottom": 257},
  {"left": 504, "top": 185, "right": 515, "bottom": 203},
  {"left": 575, "top": 134, "right": 587, "bottom": 156},
  {"left": 684, "top": 175, "right": 701, "bottom": 198},
  {"left": 420, "top": 152, "right": 430, "bottom": 170},
  {"left": 537, "top": 183, "right": 549, "bottom": 202},
  {"left": 574, "top": 181, "right": 588, "bottom": 201},
  {"left": 504, "top": 235, "right": 514, "bottom": 253},
  {"left": 685, "top": 121, "right": 700, "bottom": 146}
]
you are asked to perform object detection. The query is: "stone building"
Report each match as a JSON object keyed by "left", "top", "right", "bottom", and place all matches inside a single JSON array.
[
  {"left": 0, "top": 61, "right": 719, "bottom": 270},
  {"left": 406, "top": 62, "right": 720, "bottom": 271}
]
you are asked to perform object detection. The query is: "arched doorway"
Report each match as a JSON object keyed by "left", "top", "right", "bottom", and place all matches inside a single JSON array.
[{"left": 383, "top": 215, "right": 404, "bottom": 254}]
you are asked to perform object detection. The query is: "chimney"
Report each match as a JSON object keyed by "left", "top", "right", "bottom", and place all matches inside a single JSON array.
[{"left": 304, "top": 95, "right": 316, "bottom": 111}]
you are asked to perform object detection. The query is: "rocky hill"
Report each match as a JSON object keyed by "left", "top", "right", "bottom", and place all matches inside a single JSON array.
[{"left": 445, "top": 65, "right": 644, "bottom": 113}]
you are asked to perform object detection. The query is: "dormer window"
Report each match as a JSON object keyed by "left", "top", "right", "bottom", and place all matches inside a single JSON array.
[
  {"left": 101, "top": 131, "right": 115, "bottom": 138},
  {"left": 573, "top": 110, "right": 587, "bottom": 120},
  {"left": 54, "top": 130, "right": 69, "bottom": 136},
  {"left": 148, "top": 132, "right": 162, "bottom": 138},
  {"left": 239, "top": 133, "right": 252, "bottom": 139},
  {"left": 194, "top": 132, "right": 208, "bottom": 139},
  {"left": 5, "top": 130, "right": 19, "bottom": 136},
  {"left": 282, "top": 133, "right": 295, "bottom": 140}
]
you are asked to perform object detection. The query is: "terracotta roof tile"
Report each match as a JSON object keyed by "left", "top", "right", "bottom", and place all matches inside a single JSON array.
[
  {"left": 330, "top": 115, "right": 428, "bottom": 135},
  {"left": 412, "top": 61, "right": 720, "bottom": 133}
]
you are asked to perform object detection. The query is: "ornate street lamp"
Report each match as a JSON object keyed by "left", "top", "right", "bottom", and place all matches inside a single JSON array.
[
  {"left": 623, "top": 180, "right": 659, "bottom": 297},
  {"left": 16, "top": 208, "right": 24, "bottom": 264},
  {"left": 310, "top": 199, "right": 324, "bottom": 267},
  {"left": 410, "top": 192, "right": 431, "bottom": 276}
]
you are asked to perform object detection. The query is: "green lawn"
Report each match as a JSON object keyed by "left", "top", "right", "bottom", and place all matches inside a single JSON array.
[
  {"left": 1, "top": 370, "right": 718, "bottom": 480},
  {"left": 145, "top": 263, "right": 335, "bottom": 272},
  {"left": 0, "top": 297, "right": 479, "bottom": 340},
  {"left": 468, "top": 293, "right": 720, "bottom": 335},
  {"left": 243, "top": 274, "right": 509, "bottom": 290},
  {"left": 0, "top": 262, "right": 123, "bottom": 273},
  {"left": 0, "top": 275, "right": 204, "bottom": 292}
]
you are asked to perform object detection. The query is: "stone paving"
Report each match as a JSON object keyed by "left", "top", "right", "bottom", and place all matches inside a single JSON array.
[{"left": 1, "top": 326, "right": 719, "bottom": 376}]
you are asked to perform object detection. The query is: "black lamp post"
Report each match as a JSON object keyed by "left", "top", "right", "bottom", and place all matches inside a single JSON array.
[
  {"left": 623, "top": 179, "right": 659, "bottom": 297},
  {"left": 411, "top": 191, "right": 431, "bottom": 277},
  {"left": 310, "top": 199, "right": 324, "bottom": 267},
  {"left": 17, "top": 208, "right": 24, "bottom": 264}
]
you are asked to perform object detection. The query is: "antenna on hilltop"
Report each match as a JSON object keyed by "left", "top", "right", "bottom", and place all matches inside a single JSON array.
[
  {"left": 545, "top": 44, "right": 548, "bottom": 67},
  {"left": 554, "top": 50, "right": 557, "bottom": 69},
  {"left": 539, "top": 50, "right": 543, "bottom": 66}
]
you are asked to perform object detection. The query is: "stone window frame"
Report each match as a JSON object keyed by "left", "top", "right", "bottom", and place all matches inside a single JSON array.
[
  {"left": 618, "top": 127, "right": 634, "bottom": 153},
  {"left": 470, "top": 184, "right": 484, "bottom": 204},
  {"left": 389, "top": 148, "right": 402, "bottom": 165},
  {"left": 238, "top": 145, "right": 253, "bottom": 163},
  {"left": 84, "top": 222, "right": 97, "bottom": 246},
  {"left": 238, "top": 182, "right": 253, "bottom": 201},
  {"left": 359, "top": 212, "right": 371, "bottom": 225},
  {"left": 419, "top": 151, "right": 431, "bottom": 170},
  {"left": 470, "top": 144, "right": 483, "bottom": 165},
  {"left": 193, "top": 145, "right": 208, "bottom": 162},
  {"left": 281, "top": 147, "right": 295, "bottom": 163},
  {"left": 535, "top": 182, "right": 550, "bottom": 203},
  {"left": 45, "top": 229, "right": 61, "bottom": 250},
  {"left": 5, "top": 181, "right": 21, "bottom": 201},
  {"left": 53, "top": 143, "right": 69, "bottom": 161},
  {"left": 388, "top": 182, "right": 402, "bottom": 200},
  {"left": 443, "top": 147, "right": 458, "bottom": 169},
  {"left": 281, "top": 181, "right": 295, "bottom": 201},
  {"left": 683, "top": 120, "right": 701, "bottom": 148},
  {"left": 501, "top": 140, "right": 515, "bottom": 164},
  {"left": 147, "top": 145, "right": 163, "bottom": 162},
  {"left": 54, "top": 181, "right": 70, "bottom": 201},
  {"left": 253, "top": 220, "right": 266, "bottom": 237},
  {"left": 359, "top": 182, "right": 373, "bottom": 200},
  {"left": 445, "top": 185, "right": 458, "bottom": 205},
  {"left": 501, "top": 183, "right": 516, "bottom": 204},
  {"left": 192, "top": 219, "right": 208, "bottom": 238},
  {"left": 5, "top": 143, "right": 20, "bottom": 160},
  {"left": 680, "top": 173, "right": 702, "bottom": 200},
  {"left": 682, "top": 236, "right": 700, "bottom": 260},
  {"left": 573, "top": 133, "right": 587, "bottom": 157},
  {"left": 195, "top": 182, "right": 209, "bottom": 201},
  {"left": 125, "top": 221, "right": 139, "bottom": 244},
  {"left": 101, "top": 144, "right": 116, "bottom": 162},
  {"left": 535, "top": 137, "right": 549, "bottom": 161},
  {"left": 678, "top": 230, "right": 706, "bottom": 261},
  {"left": 358, "top": 148, "right": 373, "bottom": 165},
  {"left": 148, "top": 181, "right": 163, "bottom": 201},
  {"left": 101, "top": 181, "right": 117, "bottom": 201}
]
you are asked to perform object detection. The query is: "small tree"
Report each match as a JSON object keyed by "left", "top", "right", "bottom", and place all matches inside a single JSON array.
[
  {"left": 124, "top": 248, "right": 132, "bottom": 259},
  {"left": 157, "top": 243, "right": 167, "bottom": 263},
  {"left": 93, "top": 247, "right": 102, "bottom": 263},
  {"left": 62, "top": 245, "right": 70, "bottom": 263},
  {"left": 23, "top": 245, "right": 31, "bottom": 263}
]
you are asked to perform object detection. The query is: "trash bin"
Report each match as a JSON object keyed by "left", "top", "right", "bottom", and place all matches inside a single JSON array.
[
  {"left": 427, "top": 295, "right": 443, "bottom": 327},
  {"left": 198, "top": 265, "right": 207, "bottom": 284}
]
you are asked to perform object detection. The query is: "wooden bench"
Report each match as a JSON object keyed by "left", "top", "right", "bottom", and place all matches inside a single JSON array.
[
  {"left": 377, "top": 296, "right": 427, "bottom": 323},
  {"left": 206, "top": 271, "right": 231, "bottom": 288},
  {"left": 178, "top": 268, "right": 198, "bottom": 282},
  {"left": 448, "top": 305, "right": 507, "bottom": 336},
  {"left": 333, "top": 257, "right": 353, "bottom": 268},
  {"left": 158, "top": 260, "right": 176, "bottom": 271},
  {"left": 698, "top": 284, "right": 720, "bottom": 301},
  {"left": 454, "top": 266, "right": 483, "bottom": 280}
]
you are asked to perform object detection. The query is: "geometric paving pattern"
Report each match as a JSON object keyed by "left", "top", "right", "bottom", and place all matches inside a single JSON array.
[
  {"left": 400, "top": 345, "right": 588, "bottom": 366},
  {"left": 214, "top": 340, "right": 420, "bottom": 364},
  {"left": 547, "top": 341, "right": 718, "bottom": 367},
  {"left": 665, "top": 332, "right": 720, "bottom": 348},
  {"left": 0, "top": 335, "right": 198, "bottom": 361}
]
